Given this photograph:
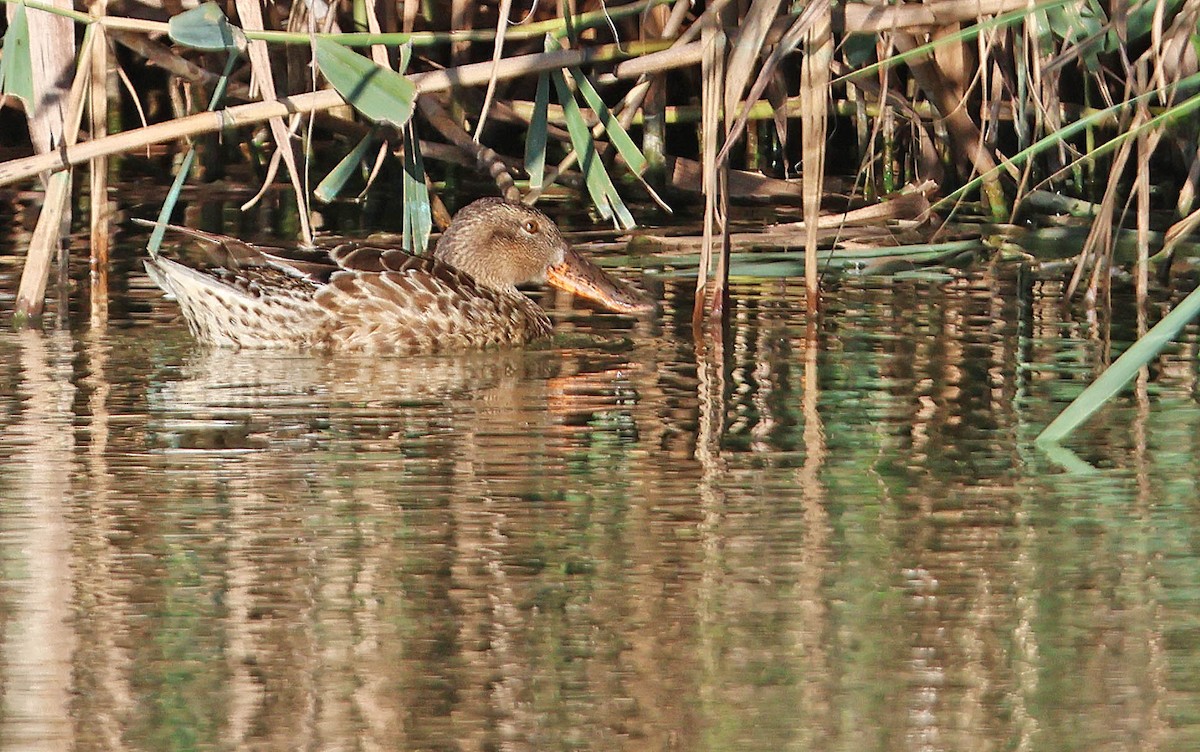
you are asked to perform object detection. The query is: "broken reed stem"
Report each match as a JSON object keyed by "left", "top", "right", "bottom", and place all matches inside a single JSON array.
[
  {"left": 419, "top": 96, "right": 520, "bottom": 201},
  {"left": 14, "top": 22, "right": 95, "bottom": 323}
]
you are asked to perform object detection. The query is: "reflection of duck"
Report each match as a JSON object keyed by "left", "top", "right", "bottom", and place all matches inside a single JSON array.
[
  {"left": 144, "top": 198, "right": 651, "bottom": 352},
  {"left": 147, "top": 344, "right": 646, "bottom": 456}
]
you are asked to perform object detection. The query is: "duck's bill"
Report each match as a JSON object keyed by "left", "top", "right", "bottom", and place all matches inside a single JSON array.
[{"left": 546, "top": 248, "right": 653, "bottom": 314}]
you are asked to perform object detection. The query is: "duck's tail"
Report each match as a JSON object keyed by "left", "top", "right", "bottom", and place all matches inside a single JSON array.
[{"left": 145, "top": 257, "right": 325, "bottom": 349}]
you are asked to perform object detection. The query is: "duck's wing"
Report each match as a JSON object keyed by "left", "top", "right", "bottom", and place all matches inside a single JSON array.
[
  {"left": 325, "top": 244, "right": 492, "bottom": 292},
  {"left": 133, "top": 218, "right": 342, "bottom": 281}
]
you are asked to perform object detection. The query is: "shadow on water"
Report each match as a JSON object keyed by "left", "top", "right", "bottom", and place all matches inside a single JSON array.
[{"left": 1, "top": 210, "right": 1199, "bottom": 750}]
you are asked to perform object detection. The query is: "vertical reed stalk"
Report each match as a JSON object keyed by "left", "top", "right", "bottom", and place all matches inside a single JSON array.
[
  {"left": 401, "top": 0, "right": 419, "bottom": 33},
  {"left": 472, "top": 0, "right": 512, "bottom": 141},
  {"left": 235, "top": 0, "right": 313, "bottom": 245},
  {"left": 447, "top": 0, "right": 475, "bottom": 165},
  {"left": 800, "top": 1, "right": 832, "bottom": 311},
  {"left": 639, "top": 0, "right": 676, "bottom": 184},
  {"left": 694, "top": 18, "right": 726, "bottom": 325},
  {"left": 1135, "top": 59, "right": 1151, "bottom": 331},
  {"left": 15, "top": 23, "right": 94, "bottom": 324},
  {"left": 89, "top": 1, "right": 111, "bottom": 326}
]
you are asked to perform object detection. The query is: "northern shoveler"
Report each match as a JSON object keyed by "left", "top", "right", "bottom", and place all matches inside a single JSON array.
[{"left": 144, "top": 198, "right": 651, "bottom": 352}]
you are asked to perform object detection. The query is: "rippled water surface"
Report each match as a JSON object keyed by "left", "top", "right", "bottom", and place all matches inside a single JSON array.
[{"left": 1, "top": 220, "right": 1199, "bottom": 751}]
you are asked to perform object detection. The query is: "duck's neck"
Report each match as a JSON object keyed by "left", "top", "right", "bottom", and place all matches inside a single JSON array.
[{"left": 434, "top": 236, "right": 520, "bottom": 295}]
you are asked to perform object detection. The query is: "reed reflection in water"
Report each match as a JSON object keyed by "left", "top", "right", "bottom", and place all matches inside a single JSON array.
[{"left": 0, "top": 264, "right": 1198, "bottom": 751}]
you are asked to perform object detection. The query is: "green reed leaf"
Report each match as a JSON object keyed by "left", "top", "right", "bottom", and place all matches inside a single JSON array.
[
  {"left": 148, "top": 52, "right": 238, "bottom": 257},
  {"left": 314, "top": 129, "right": 379, "bottom": 204},
  {"left": 147, "top": 148, "right": 197, "bottom": 257},
  {"left": 525, "top": 72, "right": 550, "bottom": 192},
  {"left": 549, "top": 68, "right": 634, "bottom": 229},
  {"left": 397, "top": 42, "right": 412, "bottom": 74},
  {"left": 402, "top": 122, "right": 431, "bottom": 253},
  {"left": 0, "top": 3, "right": 34, "bottom": 107},
  {"left": 314, "top": 37, "right": 416, "bottom": 128},
  {"left": 542, "top": 35, "right": 646, "bottom": 176},
  {"left": 1037, "top": 282, "right": 1200, "bottom": 445},
  {"left": 169, "top": 2, "right": 246, "bottom": 53},
  {"left": 568, "top": 66, "right": 646, "bottom": 174}
]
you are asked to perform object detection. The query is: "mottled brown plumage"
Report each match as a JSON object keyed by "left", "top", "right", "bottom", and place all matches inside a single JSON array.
[{"left": 144, "top": 198, "right": 650, "bottom": 353}]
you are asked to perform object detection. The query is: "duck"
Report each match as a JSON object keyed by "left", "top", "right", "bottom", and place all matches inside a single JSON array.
[{"left": 143, "top": 198, "right": 651, "bottom": 352}]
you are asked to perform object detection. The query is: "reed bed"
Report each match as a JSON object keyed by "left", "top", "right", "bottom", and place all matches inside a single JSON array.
[{"left": 3, "top": 0, "right": 1200, "bottom": 441}]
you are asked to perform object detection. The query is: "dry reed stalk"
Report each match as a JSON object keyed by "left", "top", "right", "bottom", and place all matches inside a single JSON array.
[
  {"left": 95, "top": 15, "right": 170, "bottom": 35},
  {"left": 1168, "top": 2, "right": 1200, "bottom": 213},
  {"left": 592, "top": 39, "right": 706, "bottom": 80},
  {"left": 1134, "top": 57, "right": 1153, "bottom": 322},
  {"left": 694, "top": 17, "right": 726, "bottom": 326},
  {"left": 472, "top": 0, "right": 513, "bottom": 141},
  {"left": 1067, "top": 135, "right": 1131, "bottom": 302},
  {"left": 718, "top": 1, "right": 828, "bottom": 168},
  {"left": 402, "top": 0, "right": 419, "bottom": 33},
  {"left": 1070, "top": 17, "right": 1185, "bottom": 304},
  {"left": 88, "top": 0, "right": 110, "bottom": 326},
  {"left": 0, "top": 43, "right": 694, "bottom": 188},
  {"left": 686, "top": 0, "right": 738, "bottom": 326},
  {"left": 14, "top": 26, "right": 95, "bottom": 321},
  {"left": 841, "top": 0, "right": 1032, "bottom": 32},
  {"left": 801, "top": 1, "right": 832, "bottom": 310},
  {"left": 17, "top": 174, "right": 73, "bottom": 321},
  {"left": 892, "top": 27, "right": 1007, "bottom": 217},
  {"left": 1178, "top": 145, "right": 1200, "bottom": 217},
  {"left": 235, "top": 0, "right": 312, "bottom": 245},
  {"left": 1159, "top": 205, "right": 1200, "bottom": 267},
  {"left": 0, "top": 87, "right": 338, "bottom": 186},
  {"left": 723, "top": 0, "right": 777, "bottom": 147},
  {"left": 1136, "top": 126, "right": 1150, "bottom": 327},
  {"left": 1131, "top": 16, "right": 1183, "bottom": 310},
  {"left": 9, "top": 0, "right": 76, "bottom": 155},
  {"left": 11, "top": 0, "right": 77, "bottom": 322},
  {"left": 111, "top": 29, "right": 382, "bottom": 146}
]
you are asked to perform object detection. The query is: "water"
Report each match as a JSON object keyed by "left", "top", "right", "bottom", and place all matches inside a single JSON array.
[{"left": 1, "top": 223, "right": 1199, "bottom": 751}]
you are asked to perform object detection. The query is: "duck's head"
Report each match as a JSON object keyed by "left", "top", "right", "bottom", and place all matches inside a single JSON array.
[{"left": 433, "top": 197, "right": 651, "bottom": 314}]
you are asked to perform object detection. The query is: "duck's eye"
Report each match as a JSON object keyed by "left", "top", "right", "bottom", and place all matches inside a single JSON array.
[{"left": 522, "top": 219, "right": 539, "bottom": 234}]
